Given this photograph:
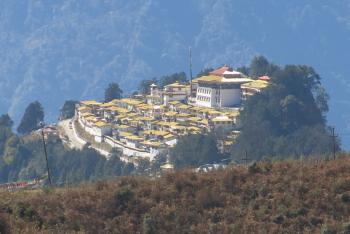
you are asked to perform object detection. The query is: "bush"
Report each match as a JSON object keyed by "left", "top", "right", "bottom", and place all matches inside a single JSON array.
[
  {"left": 342, "top": 222, "right": 350, "bottom": 234},
  {"left": 321, "top": 224, "right": 337, "bottom": 234},
  {"left": 0, "top": 216, "right": 8, "bottom": 234},
  {"left": 115, "top": 187, "right": 134, "bottom": 207}
]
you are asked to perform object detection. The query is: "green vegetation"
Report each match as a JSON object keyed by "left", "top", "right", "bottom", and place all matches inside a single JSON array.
[
  {"left": 170, "top": 134, "right": 222, "bottom": 169},
  {"left": 138, "top": 71, "right": 187, "bottom": 94},
  {"left": 104, "top": 83, "right": 123, "bottom": 102},
  {"left": 17, "top": 101, "right": 44, "bottom": 135},
  {"left": 60, "top": 100, "right": 78, "bottom": 120},
  {"left": 1, "top": 158, "right": 350, "bottom": 232},
  {"left": 0, "top": 120, "right": 134, "bottom": 184},
  {"left": 0, "top": 114, "right": 13, "bottom": 129},
  {"left": 196, "top": 67, "right": 214, "bottom": 77},
  {"left": 231, "top": 57, "right": 338, "bottom": 160}
]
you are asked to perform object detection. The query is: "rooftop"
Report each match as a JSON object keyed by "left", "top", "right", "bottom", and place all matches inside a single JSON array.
[{"left": 241, "top": 80, "right": 269, "bottom": 90}]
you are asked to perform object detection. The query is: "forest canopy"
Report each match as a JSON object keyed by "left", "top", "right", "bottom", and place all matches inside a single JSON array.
[{"left": 231, "top": 56, "right": 339, "bottom": 160}]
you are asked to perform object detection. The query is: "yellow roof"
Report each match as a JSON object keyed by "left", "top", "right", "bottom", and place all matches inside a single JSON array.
[
  {"left": 81, "top": 100, "right": 101, "bottom": 106},
  {"left": 80, "top": 112, "right": 94, "bottom": 117},
  {"left": 188, "top": 126, "right": 200, "bottom": 131},
  {"left": 168, "top": 101, "right": 181, "bottom": 105},
  {"left": 78, "top": 106, "right": 90, "bottom": 111},
  {"left": 85, "top": 116, "right": 98, "bottom": 122},
  {"left": 170, "top": 125, "right": 186, "bottom": 130},
  {"left": 241, "top": 80, "right": 269, "bottom": 90},
  {"left": 160, "top": 163, "right": 174, "bottom": 169},
  {"left": 100, "top": 102, "right": 115, "bottom": 108},
  {"left": 165, "top": 82, "right": 186, "bottom": 88},
  {"left": 143, "top": 130, "right": 169, "bottom": 137},
  {"left": 118, "top": 124, "right": 131, "bottom": 129},
  {"left": 120, "top": 98, "right": 143, "bottom": 106},
  {"left": 177, "top": 113, "right": 192, "bottom": 118},
  {"left": 208, "top": 110, "right": 222, "bottom": 115},
  {"left": 196, "top": 75, "right": 222, "bottom": 83},
  {"left": 190, "top": 106, "right": 204, "bottom": 111},
  {"left": 226, "top": 111, "right": 240, "bottom": 118},
  {"left": 212, "top": 116, "right": 234, "bottom": 122},
  {"left": 94, "top": 121, "right": 110, "bottom": 127},
  {"left": 136, "top": 116, "right": 154, "bottom": 121},
  {"left": 224, "top": 140, "right": 234, "bottom": 146},
  {"left": 164, "top": 111, "right": 178, "bottom": 117},
  {"left": 119, "top": 132, "right": 132, "bottom": 137},
  {"left": 199, "top": 119, "right": 209, "bottom": 125},
  {"left": 158, "top": 121, "right": 178, "bottom": 127},
  {"left": 125, "top": 135, "right": 143, "bottom": 141},
  {"left": 141, "top": 141, "right": 164, "bottom": 147},
  {"left": 178, "top": 104, "right": 190, "bottom": 109},
  {"left": 188, "top": 117, "right": 202, "bottom": 122},
  {"left": 164, "top": 134, "right": 175, "bottom": 139}
]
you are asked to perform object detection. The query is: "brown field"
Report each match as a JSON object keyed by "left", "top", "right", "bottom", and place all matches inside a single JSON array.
[{"left": 1, "top": 157, "right": 350, "bottom": 233}]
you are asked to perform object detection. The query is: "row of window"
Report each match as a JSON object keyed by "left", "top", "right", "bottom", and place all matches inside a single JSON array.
[
  {"left": 198, "top": 88, "right": 212, "bottom": 95},
  {"left": 197, "top": 95, "right": 211, "bottom": 102}
]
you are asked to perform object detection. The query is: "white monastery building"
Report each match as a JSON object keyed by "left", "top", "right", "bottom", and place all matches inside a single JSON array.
[{"left": 193, "top": 66, "right": 252, "bottom": 108}]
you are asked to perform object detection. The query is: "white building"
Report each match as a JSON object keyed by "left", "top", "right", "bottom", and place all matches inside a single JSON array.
[
  {"left": 195, "top": 74, "right": 252, "bottom": 108},
  {"left": 163, "top": 82, "right": 190, "bottom": 105}
]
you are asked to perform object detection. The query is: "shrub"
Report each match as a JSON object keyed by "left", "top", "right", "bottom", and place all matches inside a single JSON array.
[
  {"left": 273, "top": 214, "right": 285, "bottom": 224},
  {"left": 115, "top": 187, "right": 134, "bottom": 207},
  {"left": 342, "top": 222, "right": 350, "bottom": 234},
  {"left": 0, "top": 216, "right": 8, "bottom": 234},
  {"left": 320, "top": 224, "right": 337, "bottom": 234},
  {"left": 341, "top": 193, "right": 350, "bottom": 203}
]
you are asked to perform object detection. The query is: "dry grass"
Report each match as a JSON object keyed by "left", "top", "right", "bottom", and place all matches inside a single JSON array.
[{"left": 1, "top": 157, "right": 350, "bottom": 233}]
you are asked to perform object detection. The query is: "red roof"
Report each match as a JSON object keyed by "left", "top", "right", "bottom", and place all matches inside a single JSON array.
[
  {"left": 209, "top": 66, "right": 231, "bottom": 76},
  {"left": 259, "top": 75, "right": 271, "bottom": 81}
]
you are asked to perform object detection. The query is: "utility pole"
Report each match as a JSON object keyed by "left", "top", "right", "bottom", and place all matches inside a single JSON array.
[
  {"left": 189, "top": 47, "right": 193, "bottom": 97},
  {"left": 40, "top": 122, "right": 52, "bottom": 186},
  {"left": 241, "top": 150, "right": 251, "bottom": 167},
  {"left": 331, "top": 127, "right": 338, "bottom": 160}
]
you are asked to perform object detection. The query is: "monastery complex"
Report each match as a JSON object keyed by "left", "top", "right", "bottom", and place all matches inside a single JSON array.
[{"left": 74, "top": 66, "right": 269, "bottom": 160}]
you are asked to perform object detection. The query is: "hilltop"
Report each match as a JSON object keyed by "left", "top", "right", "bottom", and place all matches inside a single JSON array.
[
  {"left": 1, "top": 1, "right": 350, "bottom": 147},
  {"left": 0, "top": 157, "right": 350, "bottom": 233}
]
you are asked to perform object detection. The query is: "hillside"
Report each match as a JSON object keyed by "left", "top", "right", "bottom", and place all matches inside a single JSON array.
[
  {"left": 1, "top": 157, "right": 350, "bottom": 233},
  {"left": 1, "top": 1, "right": 350, "bottom": 149}
]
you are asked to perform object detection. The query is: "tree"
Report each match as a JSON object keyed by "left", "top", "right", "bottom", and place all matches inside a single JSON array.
[
  {"left": 231, "top": 58, "right": 338, "bottom": 160},
  {"left": 105, "top": 83, "right": 123, "bottom": 102},
  {"left": 60, "top": 100, "right": 78, "bottom": 120},
  {"left": 196, "top": 68, "right": 214, "bottom": 77},
  {"left": 17, "top": 101, "right": 44, "bottom": 135},
  {"left": 159, "top": 72, "right": 187, "bottom": 88},
  {"left": 249, "top": 56, "right": 279, "bottom": 79},
  {"left": 138, "top": 78, "right": 158, "bottom": 94},
  {"left": 170, "top": 134, "right": 222, "bottom": 169},
  {"left": 0, "top": 114, "right": 13, "bottom": 128}
]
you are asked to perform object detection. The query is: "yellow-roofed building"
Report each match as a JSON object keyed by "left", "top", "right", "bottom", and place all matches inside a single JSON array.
[
  {"left": 241, "top": 78, "right": 270, "bottom": 101},
  {"left": 194, "top": 71, "right": 252, "bottom": 108}
]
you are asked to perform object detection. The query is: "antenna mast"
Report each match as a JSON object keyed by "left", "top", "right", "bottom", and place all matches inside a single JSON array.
[{"left": 189, "top": 47, "right": 193, "bottom": 97}]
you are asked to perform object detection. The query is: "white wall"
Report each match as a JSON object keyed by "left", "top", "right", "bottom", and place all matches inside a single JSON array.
[
  {"left": 220, "top": 89, "right": 241, "bottom": 107},
  {"left": 195, "top": 87, "right": 214, "bottom": 107}
]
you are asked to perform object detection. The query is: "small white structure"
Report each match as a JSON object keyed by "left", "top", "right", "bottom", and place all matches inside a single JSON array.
[
  {"left": 212, "top": 116, "right": 234, "bottom": 131},
  {"left": 163, "top": 82, "right": 189, "bottom": 105}
]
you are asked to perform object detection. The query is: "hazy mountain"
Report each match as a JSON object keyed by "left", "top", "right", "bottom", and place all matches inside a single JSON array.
[{"left": 0, "top": 0, "right": 349, "bottom": 147}]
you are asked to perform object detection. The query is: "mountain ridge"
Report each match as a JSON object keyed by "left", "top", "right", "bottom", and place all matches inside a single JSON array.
[{"left": 0, "top": 0, "right": 349, "bottom": 147}]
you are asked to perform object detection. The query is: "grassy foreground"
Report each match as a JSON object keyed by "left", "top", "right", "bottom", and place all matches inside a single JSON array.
[{"left": 1, "top": 158, "right": 350, "bottom": 233}]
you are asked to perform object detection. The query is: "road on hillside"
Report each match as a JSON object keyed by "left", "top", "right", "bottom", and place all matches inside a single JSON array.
[
  {"left": 58, "top": 119, "right": 85, "bottom": 150},
  {"left": 58, "top": 118, "right": 113, "bottom": 159}
]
